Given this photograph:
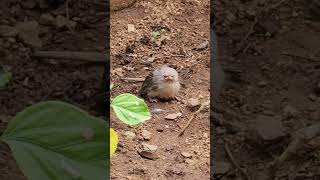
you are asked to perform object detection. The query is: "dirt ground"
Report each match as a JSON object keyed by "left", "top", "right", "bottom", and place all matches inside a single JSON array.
[
  {"left": 110, "top": 0, "right": 210, "bottom": 180},
  {"left": 213, "top": 0, "right": 320, "bottom": 179},
  {"left": 0, "top": 1, "right": 108, "bottom": 179}
]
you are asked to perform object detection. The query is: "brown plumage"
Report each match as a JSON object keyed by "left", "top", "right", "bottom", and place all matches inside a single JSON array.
[{"left": 139, "top": 65, "right": 180, "bottom": 100}]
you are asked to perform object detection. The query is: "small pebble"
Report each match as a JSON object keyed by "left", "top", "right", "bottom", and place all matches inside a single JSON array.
[
  {"left": 165, "top": 113, "right": 182, "bottom": 120},
  {"left": 181, "top": 152, "right": 192, "bottom": 158},
  {"left": 187, "top": 98, "right": 200, "bottom": 108},
  {"left": 124, "top": 131, "right": 136, "bottom": 139},
  {"left": 141, "top": 130, "right": 152, "bottom": 140},
  {"left": 141, "top": 143, "right": 158, "bottom": 152}
]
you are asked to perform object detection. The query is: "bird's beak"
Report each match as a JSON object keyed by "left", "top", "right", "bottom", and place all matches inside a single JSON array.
[{"left": 164, "top": 76, "right": 173, "bottom": 81}]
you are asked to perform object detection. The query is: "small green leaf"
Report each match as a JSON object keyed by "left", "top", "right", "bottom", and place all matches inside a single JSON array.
[
  {"left": 111, "top": 93, "right": 151, "bottom": 126},
  {"left": 1, "top": 101, "right": 108, "bottom": 180},
  {"left": 151, "top": 31, "right": 160, "bottom": 38},
  {"left": 0, "top": 70, "right": 12, "bottom": 88}
]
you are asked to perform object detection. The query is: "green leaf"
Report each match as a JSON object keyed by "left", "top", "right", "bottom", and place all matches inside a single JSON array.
[
  {"left": 111, "top": 93, "right": 151, "bottom": 126},
  {"left": 0, "top": 70, "right": 12, "bottom": 88},
  {"left": 1, "top": 101, "right": 108, "bottom": 180},
  {"left": 151, "top": 31, "right": 160, "bottom": 38}
]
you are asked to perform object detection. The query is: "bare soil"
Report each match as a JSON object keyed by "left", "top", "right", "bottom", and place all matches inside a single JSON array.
[
  {"left": 0, "top": 1, "right": 108, "bottom": 179},
  {"left": 110, "top": 0, "right": 210, "bottom": 179},
  {"left": 213, "top": 0, "right": 320, "bottom": 179}
]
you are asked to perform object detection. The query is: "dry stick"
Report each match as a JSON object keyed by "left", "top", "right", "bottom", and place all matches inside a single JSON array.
[
  {"left": 185, "top": 17, "right": 192, "bottom": 25},
  {"left": 269, "top": 0, "right": 289, "bottom": 9},
  {"left": 66, "top": 0, "right": 70, "bottom": 20},
  {"left": 178, "top": 102, "right": 208, "bottom": 136},
  {"left": 289, "top": 159, "right": 312, "bottom": 180},
  {"left": 224, "top": 142, "right": 250, "bottom": 180},
  {"left": 234, "top": 0, "right": 289, "bottom": 55},
  {"left": 33, "top": 51, "right": 108, "bottom": 62},
  {"left": 96, "top": 12, "right": 110, "bottom": 16},
  {"left": 268, "top": 122, "right": 320, "bottom": 179},
  {"left": 155, "top": 54, "right": 186, "bottom": 60},
  {"left": 233, "top": 16, "right": 258, "bottom": 55},
  {"left": 281, "top": 52, "right": 318, "bottom": 62},
  {"left": 120, "top": 77, "right": 145, "bottom": 82},
  {"left": 90, "top": 0, "right": 109, "bottom": 6}
]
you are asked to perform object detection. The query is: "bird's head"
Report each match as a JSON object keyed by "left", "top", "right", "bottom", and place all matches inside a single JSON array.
[
  {"left": 152, "top": 65, "right": 179, "bottom": 84},
  {"left": 159, "top": 66, "right": 179, "bottom": 83}
]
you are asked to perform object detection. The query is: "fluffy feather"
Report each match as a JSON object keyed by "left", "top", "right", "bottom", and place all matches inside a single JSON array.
[{"left": 139, "top": 65, "right": 180, "bottom": 100}]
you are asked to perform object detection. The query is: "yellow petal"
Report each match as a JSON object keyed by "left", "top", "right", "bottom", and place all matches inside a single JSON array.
[{"left": 110, "top": 128, "right": 118, "bottom": 156}]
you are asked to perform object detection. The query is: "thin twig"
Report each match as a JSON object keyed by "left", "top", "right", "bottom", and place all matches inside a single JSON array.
[
  {"left": 233, "top": 17, "right": 257, "bottom": 55},
  {"left": 96, "top": 12, "right": 110, "bottom": 16},
  {"left": 269, "top": 0, "right": 289, "bottom": 10},
  {"left": 155, "top": 54, "right": 186, "bottom": 60},
  {"left": 66, "top": 0, "right": 70, "bottom": 20},
  {"left": 234, "top": 0, "right": 289, "bottom": 55},
  {"left": 243, "top": 17, "right": 258, "bottom": 45},
  {"left": 120, "top": 77, "right": 145, "bottom": 82},
  {"left": 91, "top": 0, "right": 108, "bottom": 6},
  {"left": 185, "top": 18, "right": 192, "bottom": 25},
  {"left": 33, "top": 51, "right": 108, "bottom": 62},
  {"left": 289, "top": 159, "right": 312, "bottom": 180},
  {"left": 224, "top": 142, "right": 250, "bottom": 180},
  {"left": 281, "top": 52, "right": 318, "bottom": 62},
  {"left": 268, "top": 123, "right": 320, "bottom": 179},
  {"left": 178, "top": 101, "right": 208, "bottom": 136}
]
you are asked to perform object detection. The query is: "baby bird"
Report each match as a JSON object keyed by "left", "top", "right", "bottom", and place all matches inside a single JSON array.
[{"left": 139, "top": 65, "right": 180, "bottom": 101}]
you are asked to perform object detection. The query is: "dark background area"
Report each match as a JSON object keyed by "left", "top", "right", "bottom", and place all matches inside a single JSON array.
[
  {"left": 0, "top": 0, "right": 108, "bottom": 179},
  {"left": 212, "top": 0, "right": 320, "bottom": 179}
]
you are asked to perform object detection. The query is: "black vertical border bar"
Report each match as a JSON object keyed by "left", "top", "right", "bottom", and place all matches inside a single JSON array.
[
  {"left": 210, "top": 0, "right": 216, "bottom": 179},
  {"left": 103, "top": 2, "right": 111, "bottom": 179}
]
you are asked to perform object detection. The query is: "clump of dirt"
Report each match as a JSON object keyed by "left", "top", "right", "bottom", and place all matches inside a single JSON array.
[
  {"left": 213, "top": 0, "right": 320, "bottom": 179},
  {"left": 0, "top": 1, "right": 108, "bottom": 179},
  {"left": 110, "top": 0, "right": 210, "bottom": 179}
]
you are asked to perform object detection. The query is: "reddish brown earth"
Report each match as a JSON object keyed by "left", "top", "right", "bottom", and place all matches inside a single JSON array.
[{"left": 110, "top": 0, "right": 210, "bottom": 179}]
